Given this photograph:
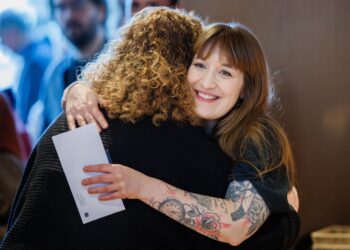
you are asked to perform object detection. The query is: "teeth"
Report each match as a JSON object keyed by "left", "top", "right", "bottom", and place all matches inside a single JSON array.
[{"left": 198, "top": 91, "right": 217, "bottom": 100}]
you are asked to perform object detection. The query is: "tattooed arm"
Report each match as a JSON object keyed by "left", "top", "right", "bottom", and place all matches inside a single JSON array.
[
  {"left": 147, "top": 180, "right": 269, "bottom": 246},
  {"left": 82, "top": 164, "right": 270, "bottom": 246}
]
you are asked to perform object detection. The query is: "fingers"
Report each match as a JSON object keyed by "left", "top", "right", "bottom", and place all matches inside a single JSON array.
[
  {"left": 67, "top": 108, "right": 107, "bottom": 132},
  {"left": 82, "top": 173, "right": 122, "bottom": 186},
  {"left": 64, "top": 82, "right": 109, "bottom": 130},
  {"left": 91, "top": 107, "right": 108, "bottom": 129},
  {"left": 82, "top": 164, "right": 121, "bottom": 186},
  {"left": 84, "top": 112, "right": 102, "bottom": 132},
  {"left": 76, "top": 114, "right": 87, "bottom": 127},
  {"left": 287, "top": 186, "right": 299, "bottom": 212},
  {"left": 87, "top": 183, "right": 120, "bottom": 194},
  {"left": 83, "top": 163, "right": 114, "bottom": 173},
  {"left": 67, "top": 114, "right": 76, "bottom": 130},
  {"left": 67, "top": 109, "right": 103, "bottom": 131},
  {"left": 99, "top": 192, "right": 124, "bottom": 201},
  {"left": 82, "top": 164, "right": 132, "bottom": 200}
]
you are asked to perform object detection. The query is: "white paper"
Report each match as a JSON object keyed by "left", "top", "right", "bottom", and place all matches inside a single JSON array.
[{"left": 52, "top": 123, "right": 125, "bottom": 224}]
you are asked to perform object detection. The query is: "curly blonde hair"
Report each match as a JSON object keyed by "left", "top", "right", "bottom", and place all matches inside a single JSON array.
[{"left": 80, "top": 7, "right": 203, "bottom": 125}]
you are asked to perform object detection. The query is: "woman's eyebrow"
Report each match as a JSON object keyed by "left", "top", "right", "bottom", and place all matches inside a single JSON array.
[{"left": 222, "top": 63, "right": 235, "bottom": 68}]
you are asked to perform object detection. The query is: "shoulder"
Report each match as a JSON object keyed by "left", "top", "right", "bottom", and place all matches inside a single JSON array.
[
  {"left": 37, "top": 113, "right": 69, "bottom": 147},
  {"left": 108, "top": 116, "right": 226, "bottom": 158},
  {"left": 241, "top": 119, "right": 283, "bottom": 170},
  {"left": 31, "top": 40, "right": 53, "bottom": 61},
  {"left": 47, "top": 56, "right": 74, "bottom": 73},
  {"left": 229, "top": 121, "right": 291, "bottom": 214},
  {"left": 41, "top": 56, "right": 74, "bottom": 92}
]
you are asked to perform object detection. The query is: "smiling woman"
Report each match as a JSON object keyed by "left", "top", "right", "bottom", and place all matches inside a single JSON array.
[
  {"left": 62, "top": 20, "right": 300, "bottom": 249},
  {"left": 188, "top": 44, "right": 245, "bottom": 121}
]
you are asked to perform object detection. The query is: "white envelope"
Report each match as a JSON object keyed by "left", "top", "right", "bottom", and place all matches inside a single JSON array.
[{"left": 52, "top": 123, "right": 125, "bottom": 224}]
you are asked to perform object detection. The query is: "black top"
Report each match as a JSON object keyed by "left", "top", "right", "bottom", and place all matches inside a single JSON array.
[
  {"left": 1, "top": 114, "right": 299, "bottom": 250},
  {"left": 228, "top": 146, "right": 290, "bottom": 214}
]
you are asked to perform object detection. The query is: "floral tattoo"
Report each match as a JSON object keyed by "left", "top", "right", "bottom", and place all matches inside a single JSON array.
[{"left": 226, "top": 180, "right": 270, "bottom": 236}]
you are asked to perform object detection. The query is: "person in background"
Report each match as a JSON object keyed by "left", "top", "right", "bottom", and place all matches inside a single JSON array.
[
  {"left": 49, "top": 0, "right": 181, "bottom": 135},
  {"left": 115, "top": 0, "right": 181, "bottom": 32},
  {"left": 0, "top": 93, "right": 27, "bottom": 240},
  {"left": 129, "top": 0, "right": 180, "bottom": 15},
  {"left": 0, "top": 10, "right": 53, "bottom": 126},
  {"left": 33, "top": 0, "right": 108, "bottom": 135}
]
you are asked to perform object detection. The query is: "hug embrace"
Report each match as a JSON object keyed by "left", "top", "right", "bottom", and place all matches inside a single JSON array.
[{"left": 1, "top": 7, "right": 300, "bottom": 250}]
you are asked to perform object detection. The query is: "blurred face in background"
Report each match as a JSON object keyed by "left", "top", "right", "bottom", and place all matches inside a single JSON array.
[
  {"left": 0, "top": 27, "right": 24, "bottom": 52},
  {"left": 131, "top": 0, "right": 176, "bottom": 15},
  {"left": 53, "top": 0, "right": 105, "bottom": 49}
]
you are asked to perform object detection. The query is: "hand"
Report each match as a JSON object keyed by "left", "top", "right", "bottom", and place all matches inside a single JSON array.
[
  {"left": 81, "top": 164, "right": 152, "bottom": 201},
  {"left": 287, "top": 186, "right": 299, "bottom": 212},
  {"left": 63, "top": 81, "right": 108, "bottom": 132}
]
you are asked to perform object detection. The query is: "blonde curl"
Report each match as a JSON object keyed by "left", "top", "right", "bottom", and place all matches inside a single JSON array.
[{"left": 80, "top": 7, "right": 203, "bottom": 126}]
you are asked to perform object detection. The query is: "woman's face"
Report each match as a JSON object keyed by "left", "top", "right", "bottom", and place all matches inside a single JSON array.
[{"left": 187, "top": 45, "right": 244, "bottom": 121}]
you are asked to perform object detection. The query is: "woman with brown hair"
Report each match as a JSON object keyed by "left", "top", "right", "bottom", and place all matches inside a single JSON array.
[{"left": 64, "top": 19, "right": 300, "bottom": 249}]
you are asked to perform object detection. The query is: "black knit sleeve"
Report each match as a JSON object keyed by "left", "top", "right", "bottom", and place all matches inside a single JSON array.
[{"left": 227, "top": 143, "right": 290, "bottom": 214}]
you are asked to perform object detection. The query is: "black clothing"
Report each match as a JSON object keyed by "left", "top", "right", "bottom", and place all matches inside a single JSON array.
[
  {"left": 229, "top": 160, "right": 290, "bottom": 214},
  {"left": 1, "top": 114, "right": 299, "bottom": 250},
  {"left": 63, "top": 59, "right": 87, "bottom": 90}
]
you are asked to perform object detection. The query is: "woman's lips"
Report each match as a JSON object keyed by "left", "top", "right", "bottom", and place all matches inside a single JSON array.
[{"left": 195, "top": 90, "right": 219, "bottom": 103}]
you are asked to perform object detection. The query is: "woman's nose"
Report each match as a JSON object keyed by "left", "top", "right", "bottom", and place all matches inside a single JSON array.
[{"left": 200, "top": 72, "right": 216, "bottom": 89}]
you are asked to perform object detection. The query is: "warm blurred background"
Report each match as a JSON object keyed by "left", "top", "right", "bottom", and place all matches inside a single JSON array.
[
  {"left": 0, "top": 0, "right": 349, "bottom": 249},
  {"left": 183, "top": 1, "right": 350, "bottom": 249}
]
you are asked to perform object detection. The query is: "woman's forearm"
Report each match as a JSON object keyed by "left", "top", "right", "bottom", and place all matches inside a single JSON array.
[
  {"left": 139, "top": 178, "right": 269, "bottom": 246},
  {"left": 83, "top": 164, "right": 270, "bottom": 246}
]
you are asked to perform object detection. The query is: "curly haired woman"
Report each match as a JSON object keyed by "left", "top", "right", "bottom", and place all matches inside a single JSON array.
[{"left": 1, "top": 7, "right": 230, "bottom": 250}]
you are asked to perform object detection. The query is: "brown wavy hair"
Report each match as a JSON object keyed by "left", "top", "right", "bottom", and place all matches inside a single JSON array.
[
  {"left": 80, "top": 7, "right": 203, "bottom": 126},
  {"left": 195, "top": 23, "right": 296, "bottom": 186}
]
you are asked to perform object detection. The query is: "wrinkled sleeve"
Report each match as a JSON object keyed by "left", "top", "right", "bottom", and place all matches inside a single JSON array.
[{"left": 228, "top": 144, "right": 290, "bottom": 214}]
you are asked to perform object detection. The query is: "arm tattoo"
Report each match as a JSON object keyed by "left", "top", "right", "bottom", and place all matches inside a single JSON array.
[
  {"left": 152, "top": 188, "right": 226, "bottom": 240},
  {"left": 148, "top": 181, "right": 268, "bottom": 242},
  {"left": 226, "top": 180, "right": 270, "bottom": 236},
  {"left": 189, "top": 193, "right": 228, "bottom": 213},
  {"left": 157, "top": 198, "right": 222, "bottom": 240}
]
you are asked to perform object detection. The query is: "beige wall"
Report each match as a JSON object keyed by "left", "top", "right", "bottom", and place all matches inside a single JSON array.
[{"left": 182, "top": 0, "right": 350, "bottom": 249}]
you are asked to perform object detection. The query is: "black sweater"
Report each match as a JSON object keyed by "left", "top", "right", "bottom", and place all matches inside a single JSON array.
[{"left": 1, "top": 115, "right": 299, "bottom": 250}]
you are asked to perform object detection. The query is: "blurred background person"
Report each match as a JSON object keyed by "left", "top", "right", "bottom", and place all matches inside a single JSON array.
[
  {"left": 30, "top": 0, "right": 108, "bottom": 139},
  {"left": 0, "top": 9, "right": 53, "bottom": 127},
  {"left": 119, "top": 0, "right": 181, "bottom": 24},
  {"left": 0, "top": 93, "right": 28, "bottom": 241},
  {"left": 129, "top": 0, "right": 180, "bottom": 15},
  {"left": 34, "top": 0, "right": 183, "bottom": 139}
]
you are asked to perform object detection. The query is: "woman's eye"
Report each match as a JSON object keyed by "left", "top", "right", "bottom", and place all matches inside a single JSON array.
[
  {"left": 193, "top": 62, "right": 205, "bottom": 68},
  {"left": 220, "top": 70, "right": 232, "bottom": 77}
]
